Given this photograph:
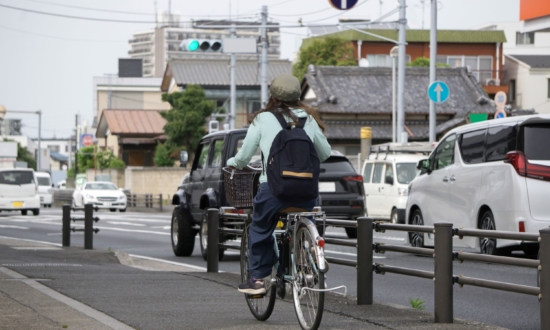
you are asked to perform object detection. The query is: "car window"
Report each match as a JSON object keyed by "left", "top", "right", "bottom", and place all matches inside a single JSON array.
[
  {"left": 196, "top": 142, "right": 211, "bottom": 170},
  {"left": 363, "top": 163, "right": 373, "bottom": 183},
  {"left": 384, "top": 164, "right": 394, "bottom": 183},
  {"left": 396, "top": 163, "right": 418, "bottom": 184},
  {"left": 320, "top": 158, "right": 355, "bottom": 172},
  {"left": 519, "top": 124, "right": 550, "bottom": 161},
  {"left": 210, "top": 139, "right": 224, "bottom": 169},
  {"left": 372, "top": 163, "right": 384, "bottom": 183},
  {"left": 433, "top": 134, "right": 456, "bottom": 170},
  {"left": 37, "top": 177, "right": 51, "bottom": 186},
  {"left": 85, "top": 183, "right": 117, "bottom": 190},
  {"left": 460, "top": 129, "right": 486, "bottom": 164},
  {"left": 0, "top": 171, "right": 34, "bottom": 185},
  {"left": 486, "top": 125, "right": 517, "bottom": 162}
]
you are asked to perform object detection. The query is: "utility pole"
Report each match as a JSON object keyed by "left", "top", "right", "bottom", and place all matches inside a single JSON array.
[
  {"left": 260, "top": 5, "right": 269, "bottom": 108},
  {"left": 397, "top": 0, "right": 407, "bottom": 143},
  {"left": 429, "top": 0, "right": 437, "bottom": 143},
  {"left": 37, "top": 110, "right": 41, "bottom": 171},
  {"left": 230, "top": 24, "right": 236, "bottom": 129},
  {"left": 74, "top": 114, "right": 78, "bottom": 175}
]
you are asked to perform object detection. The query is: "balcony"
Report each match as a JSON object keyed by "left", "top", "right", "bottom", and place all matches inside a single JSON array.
[{"left": 471, "top": 70, "right": 508, "bottom": 95}]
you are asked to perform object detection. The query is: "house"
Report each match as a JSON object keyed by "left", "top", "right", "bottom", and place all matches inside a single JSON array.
[
  {"left": 301, "top": 65, "right": 495, "bottom": 154},
  {"left": 161, "top": 58, "right": 292, "bottom": 128},
  {"left": 505, "top": 55, "right": 550, "bottom": 114},
  {"left": 300, "top": 29, "right": 508, "bottom": 98}
]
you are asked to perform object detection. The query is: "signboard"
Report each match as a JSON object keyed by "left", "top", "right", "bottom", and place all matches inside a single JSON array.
[
  {"left": 0, "top": 142, "right": 17, "bottom": 157},
  {"left": 328, "top": 0, "right": 359, "bottom": 10},
  {"left": 427, "top": 81, "right": 450, "bottom": 104},
  {"left": 494, "top": 91, "right": 507, "bottom": 108},
  {"left": 494, "top": 110, "right": 507, "bottom": 119},
  {"left": 221, "top": 38, "right": 257, "bottom": 54},
  {"left": 80, "top": 134, "right": 94, "bottom": 147}
]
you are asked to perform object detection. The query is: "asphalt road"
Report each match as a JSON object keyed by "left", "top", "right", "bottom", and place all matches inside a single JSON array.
[{"left": 0, "top": 208, "right": 541, "bottom": 330}]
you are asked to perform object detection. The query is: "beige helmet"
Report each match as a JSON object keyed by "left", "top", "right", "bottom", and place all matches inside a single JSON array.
[{"left": 269, "top": 74, "right": 301, "bottom": 102}]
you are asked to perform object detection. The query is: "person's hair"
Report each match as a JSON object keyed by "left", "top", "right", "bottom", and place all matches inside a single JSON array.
[{"left": 250, "top": 97, "right": 326, "bottom": 131}]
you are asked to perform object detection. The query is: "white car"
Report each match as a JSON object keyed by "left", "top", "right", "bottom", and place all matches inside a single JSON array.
[
  {"left": 0, "top": 168, "right": 40, "bottom": 216},
  {"left": 406, "top": 114, "right": 550, "bottom": 255},
  {"left": 73, "top": 181, "right": 127, "bottom": 212},
  {"left": 35, "top": 172, "right": 53, "bottom": 207}
]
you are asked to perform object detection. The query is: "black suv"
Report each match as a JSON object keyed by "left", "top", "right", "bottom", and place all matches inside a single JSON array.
[{"left": 319, "top": 151, "right": 366, "bottom": 238}]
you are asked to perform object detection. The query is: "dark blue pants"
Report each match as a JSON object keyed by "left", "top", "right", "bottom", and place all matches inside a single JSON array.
[{"left": 248, "top": 183, "right": 316, "bottom": 279}]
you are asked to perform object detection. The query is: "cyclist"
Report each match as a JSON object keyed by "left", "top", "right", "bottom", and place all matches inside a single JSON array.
[{"left": 227, "top": 73, "right": 331, "bottom": 295}]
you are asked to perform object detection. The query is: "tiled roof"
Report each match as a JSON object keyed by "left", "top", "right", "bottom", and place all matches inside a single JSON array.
[
  {"left": 95, "top": 110, "right": 166, "bottom": 138},
  {"left": 163, "top": 59, "right": 292, "bottom": 89},
  {"left": 508, "top": 55, "right": 550, "bottom": 68},
  {"left": 301, "top": 29, "right": 507, "bottom": 49}
]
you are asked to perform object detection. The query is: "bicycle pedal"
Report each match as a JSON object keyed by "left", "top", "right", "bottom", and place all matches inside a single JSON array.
[{"left": 246, "top": 293, "right": 266, "bottom": 299}]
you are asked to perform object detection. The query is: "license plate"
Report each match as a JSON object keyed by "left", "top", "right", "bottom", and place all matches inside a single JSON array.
[
  {"left": 104, "top": 202, "right": 111, "bottom": 207},
  {"left": 12, "top": 201, "right": 23, "bottom": 208},
  {"left": 319, "top": 182, "right": 336, "bottom": 193}
]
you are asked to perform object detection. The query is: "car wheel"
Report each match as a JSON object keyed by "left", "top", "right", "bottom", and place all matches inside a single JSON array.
[
  {"left": 171, "top": 206, "right": 196, "bottom": 257},
  {"left": 391, "top": 208, "right": 399, "bottom": 224},
  {"left": 522, "top": 245, "right": 539, "bottom": 256},
  {"left": 109, "top": 209, "right": 116, "bottom": 212},
  {"left": 21, "top": 210, "right": 28, "bottom": 216},
  {"left": 479, "top": 210, "right": 497, "bottom": 255},
  {"left": 119, "top": 208, "right": 127, "bottom": 213},
  {"left": 32, "top": 209, "right": 39, "bottom": 216},
  {"left": 345, "top": 226, "right": 357, "bottom": 239},
  {"left": 408, "top": 209, "right": 425, "bottom": 248},
  {"left": 199, "top": 211, "right": 224, "bottom": 261}
]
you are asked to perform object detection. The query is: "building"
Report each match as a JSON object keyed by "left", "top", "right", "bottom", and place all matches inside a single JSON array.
[
  {"left": 301, "top": 65, "right": 496, "bottom": 154},
  {"left": 300, "top": 29, "right": 508, "bottom": 98},
  {"left": 0, "top": 118, "right": 22, "bottom": 135},
  {"left": 505, "top": 55, "right": 550, "bottom": 114},
  {"left": 129, "top": 20, "right": 281, "bottom": 78},
  {"left": 161, "top": 58, "right": 292, "bottom": 128}
]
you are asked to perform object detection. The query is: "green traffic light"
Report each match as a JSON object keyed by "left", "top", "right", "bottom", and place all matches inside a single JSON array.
[{"left": 188, "top": 39, "right": 199, "bottom": 51}]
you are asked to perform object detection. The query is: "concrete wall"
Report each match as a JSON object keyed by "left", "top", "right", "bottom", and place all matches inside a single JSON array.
[{"left": 85, "top": 168, "right": 125, "bottom": 188}]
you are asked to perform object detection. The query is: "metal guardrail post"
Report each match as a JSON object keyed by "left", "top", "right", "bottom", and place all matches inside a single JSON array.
[
  {"left": 84, "top": 203, "right": 93, "bottom": 250},
  {"left": 434, "top": 222, "right": 453, "bottom": 323},
  {"left": 62, "top": 204, "right": 71, "bottom": 247},
  {"left": 540, "top": 228, "right": 550, "bottom": 330},
  {"left": 207, "top": 208, "right": 219, "bottom": 273},
  {"left": 160, "top": 194, "right": 163, "bottom": 212},
  {"left": 357, "top": 217, "right": 373, "bottom": 305}
]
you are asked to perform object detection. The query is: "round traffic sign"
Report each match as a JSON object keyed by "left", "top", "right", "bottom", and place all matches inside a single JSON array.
[
  {"left": 427, "top": 81, "right": 450, "bottom": 104},
  {"left": 494, "top": 110, "right": 507, "bottom": 119},
  {"left": 82, "top": 135, "right": 94, "bottom": 147},
  {"left": 494, "top": 91, "right": 507, "bottom": 108},
  {"left": 328, "top": 0, "right": 359, "bottom": 10}
]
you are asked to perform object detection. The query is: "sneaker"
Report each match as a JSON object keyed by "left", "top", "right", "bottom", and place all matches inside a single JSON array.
[{"left": 238, "top": 277, "right": 266, "bottom": 295}]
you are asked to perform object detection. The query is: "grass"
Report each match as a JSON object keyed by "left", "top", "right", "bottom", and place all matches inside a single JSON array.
[{"left": 409, "top": 297, "right": 425, "bottom": 310}]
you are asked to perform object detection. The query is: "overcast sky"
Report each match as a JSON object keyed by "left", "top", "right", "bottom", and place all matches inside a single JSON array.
[{"left": 0, "top": 0, "right": 519, "bottom": 138}]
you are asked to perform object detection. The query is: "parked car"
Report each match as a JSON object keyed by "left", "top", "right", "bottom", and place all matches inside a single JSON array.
[
  {"left": 319, "top": 151, "right": 366, "bottom": 238},
  {"left": 56, "top": 180, "right": 66, "bottom": 189},
  {"left": 0, "top": 168, "right": 40, "bottom": 216},
  {"left": 75, "top": 174, "right": 86, "bottom": 190},
  {"left": 35, "top": 172, "right": 53, "bottom": 208},
  {"left": 361, "top": 143, "right": 433, "bottom": 224},
  {"left": 73, "top": 181, "right": 127, "bottom": 212},
  {"left": 406, "top": 114, "right": 550, "bottom": 255}
]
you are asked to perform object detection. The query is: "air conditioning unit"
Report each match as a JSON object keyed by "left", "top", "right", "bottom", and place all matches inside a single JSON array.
[{"left": 485, "top": 78, "right": 501, "bottom": 86}]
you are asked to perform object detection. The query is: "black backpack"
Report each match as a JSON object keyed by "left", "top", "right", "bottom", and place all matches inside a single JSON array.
[{"left": 263, "top": 111, "right": 320, "bottom": 202}]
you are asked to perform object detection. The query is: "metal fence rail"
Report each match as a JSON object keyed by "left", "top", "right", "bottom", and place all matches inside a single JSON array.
[{"left": 125, "top": 193, "right": 163, "bottom": 211}]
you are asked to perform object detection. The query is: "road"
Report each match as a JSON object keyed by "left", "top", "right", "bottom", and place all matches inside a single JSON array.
[{"left": 0, "top": 208, "right": 540, "bottom": 330}]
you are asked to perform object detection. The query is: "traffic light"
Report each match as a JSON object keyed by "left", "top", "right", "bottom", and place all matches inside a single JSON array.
[{"left": 180, "top": 39, "right": 222, "bottom": 52}]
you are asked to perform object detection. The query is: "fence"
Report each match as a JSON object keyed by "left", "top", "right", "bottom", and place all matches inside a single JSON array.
[
  {"left": 125, "top": 193, "right": 163, "bottom": 211},
  {"left": 62, "top": 204, "right": 100, "bottom": 249}
]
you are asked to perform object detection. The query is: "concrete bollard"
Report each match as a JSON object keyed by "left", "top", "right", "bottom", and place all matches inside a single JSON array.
[{"left": 434, "top": 222, "right": 453, "bottom": 323}]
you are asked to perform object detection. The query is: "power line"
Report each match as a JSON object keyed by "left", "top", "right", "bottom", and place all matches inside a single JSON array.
[
  {"left": 302, "top": 0, "right": 371, "bottom": 23},
  {"left": 270, "top": 7, "right": 333, "bottom": 17},
  {"left": 0, "top": 24, "right": 126, "bottom": 43}
]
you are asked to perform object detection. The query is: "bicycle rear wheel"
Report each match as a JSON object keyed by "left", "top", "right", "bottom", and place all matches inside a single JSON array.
[
  {"left": 240, "top": 223, "right": 276, "bottom": 321},
  {"left": 292, "top": 222, "right": 325, "bottom": 330}
]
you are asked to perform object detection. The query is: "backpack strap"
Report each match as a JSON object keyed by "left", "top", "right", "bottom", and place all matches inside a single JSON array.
[{"left": 271, "top": 111, "right": 291, "bottom": 130}]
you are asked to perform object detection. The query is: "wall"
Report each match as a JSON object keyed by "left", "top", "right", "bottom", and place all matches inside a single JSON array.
[
  {"left": 523, "top": 70, "right": 550, "bottom": 114},
  {"left": 85, "top": 168, "right": 125, "bottom": 188}
]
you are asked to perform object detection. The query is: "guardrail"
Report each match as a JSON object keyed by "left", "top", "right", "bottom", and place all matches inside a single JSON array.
[
  {"left": 125, "top": 193, "right": 163, "bottom": 211},
  {"left": 61, "top": 204, "right": 100, "bottom": 249}
]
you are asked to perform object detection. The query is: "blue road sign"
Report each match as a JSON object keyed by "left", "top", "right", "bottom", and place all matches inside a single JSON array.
[
  {"left": 328, "top": 0, "right": 359, "bottom": 10},
  {"left": 427, "top": 81, "right": 450, "bottom": 103},
  {"left": 495, "top": 110, "right": 507, "bottom": 119}
]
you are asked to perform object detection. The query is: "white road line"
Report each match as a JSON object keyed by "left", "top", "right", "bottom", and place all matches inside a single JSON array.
[
  {"left": 325, "top": 249, "right": 385, "bottom": 259},
  {"left": 106, "top": 221, "right": 146, "bottom": 227},
  {"left": 128, "top": 254, "right": 208, "bottom": 271},
  {"left": 72, "top": 224, "right": 169, "bottom": 236},
  {"left": 0, "top": 225, "right": 29, "bottom": 230},
  {"left": 0, "top": 235, "right": 61, "bottom": 247},
  {"left": 150, "top": 226, "right": 171, "bottom": 230}
]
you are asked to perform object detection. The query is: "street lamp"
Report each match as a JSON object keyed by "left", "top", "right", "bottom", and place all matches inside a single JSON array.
[
  {"left": 0, "top": 104, "right": 42, "bottom": 170},
  {"left": 390, "top": 46, "right": 399, "bottom": 143}
]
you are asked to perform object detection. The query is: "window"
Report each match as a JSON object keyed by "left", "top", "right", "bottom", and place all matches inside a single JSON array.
[
  {"left": 366, "top": 54, "right": 411, "bottom": 67},
  {"left": 384, "top": 163, "right": 394, "bottom": 184},
  {"left": 433, "top": 134, "right": 456, "bottom": 170},
  {"left": 210, "top": 139, "right": 225, "bottom": 170},
  {"left": 520, "top": 125, "right": 550, "bottom": 161},
  {"left": 486, "top": 125, "right": 517, "bottom": 162},
  {"left": 248, "top": 100, "right": 262, "bottom": 114},
  {"left": 48, "top": 145, "right": 60, "bottom": 153},
  {"left": 510, "top": 79, "right": 516, "bottom": 102},
  {"left": 37, "top": 177, "right": 51, "bottom": 186},
  {"left": 363, "top": 163, "right": 373, "bottom": 183},
  {"left": 0, "top": 171, "right": 34, "bottom": 185},
  {"left": 196, "top": 142, "right": 211, "bottom": 170},
  {"left": 396, "top": 163, "right": 418, "bottom": 184},
  {"left": 460, "top": 129, "right": 486, "bottom": 164},
  {"left": 65, "top": 145, "right": 69, "bottom": 152},
  {"left": 372, "top": 163, "right": 384, "bottom": 183},
  {"left": 440, "top": 56, "right": 493, "bottom": 84},
  {"left": 516, "top": 32, "right": 535, "bottom": 45}
]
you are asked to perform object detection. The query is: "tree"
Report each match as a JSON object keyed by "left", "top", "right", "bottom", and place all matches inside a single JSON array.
[
  {"left": 3, "top": 139, "right": 36, "bottom": 170},
  {"left": 75, "top": 147, "right": 125, "bottom": 172},
  {"left": 293, "top": 36, "right": 357, "bottom": 80},
  {"left": 154, "top": 141, "right": 175, "bottom": 167},
  {"left": 161, "top": 84, "right": 219, "bottom": 161},
  {"left": 407, "top": 57, "right": 450, "bottom": 68}
]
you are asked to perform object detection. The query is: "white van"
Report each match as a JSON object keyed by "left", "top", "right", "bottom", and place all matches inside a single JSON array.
[
  {"left": 0, "top": 168, "right": 40, "bottom": 216},
  {"left": 406, "top": 114, "right": 550, "bottom": 255},
  {"left": 35, "top": 172, "right": 53, "bottom": 207},
  {"left": 362, "top": 143, "right": 433, "bottom": 223}
]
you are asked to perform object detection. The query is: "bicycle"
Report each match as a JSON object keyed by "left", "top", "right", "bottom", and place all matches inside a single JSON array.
[{"left": 222, "top": 166, "right": 346, "bottom": 330}]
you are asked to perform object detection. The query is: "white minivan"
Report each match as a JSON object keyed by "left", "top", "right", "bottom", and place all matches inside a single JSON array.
[
  {"left": 362, "top": 143, "right": 432, "bottom": 223},
  {"left": 35, "top": 172, "right": 53, "bottom": 207},
  {"left": 0, "top": 168, "right": 40, "bottom": 216},
  {"left": 406, "top": 114, "right": 550, "bottom": 255}
]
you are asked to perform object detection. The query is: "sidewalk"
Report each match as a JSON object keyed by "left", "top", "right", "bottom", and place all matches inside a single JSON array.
[{"left": 0, "top": 237, "right": 507, "bottom": 330}]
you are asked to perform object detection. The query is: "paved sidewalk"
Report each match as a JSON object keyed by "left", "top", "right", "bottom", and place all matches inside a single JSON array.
[{"left": 0, "top": 237, "right": 507, "bottom": 330}]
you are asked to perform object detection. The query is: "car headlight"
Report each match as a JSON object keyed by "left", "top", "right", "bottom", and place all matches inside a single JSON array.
[
  {"left": 119, "top": 194, "right": 126, "bottom": 200},
  {"left": 398, "top": 187, "right": 409, "bottom": 196},
  {"left": 85, "top": 194, "right": 95, "bottom": 199}
]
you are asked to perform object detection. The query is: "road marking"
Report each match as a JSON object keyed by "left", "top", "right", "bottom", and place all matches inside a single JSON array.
[
  {"left": 0, "top": 225, "right": 29, "bottom": 230},
  {"left": 106, "top": 221, "right": 146, "bottom": 227},
  {"left": 11, "top": 247, "right": 62, "bottom": 250},
  {"left": 150, "top": 226, "right": 171, "bottom": 230},
  {"left": 72, "top": 224, "right": 169, "bottom": 236},
  {"left": 325, "top": 249, "right": 385, "bottom": 259},
  {"left": 129, "top": 254, "right": 208, "bottom": 271},
  {"left": 0, "top": 235, "right": 61, "bottom": 247}
]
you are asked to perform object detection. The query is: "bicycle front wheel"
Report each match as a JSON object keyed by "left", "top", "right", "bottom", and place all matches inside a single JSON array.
[
  {"left": 240, "top": 223, "right": 276, "bottom": 321},
  {"left": 292, "top": 223, "right": 324, "bottom": 330}
]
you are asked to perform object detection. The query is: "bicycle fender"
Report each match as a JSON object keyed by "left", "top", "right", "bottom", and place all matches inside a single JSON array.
[{"left": 296, "top": 218, "right": 327, "bottom": 274}]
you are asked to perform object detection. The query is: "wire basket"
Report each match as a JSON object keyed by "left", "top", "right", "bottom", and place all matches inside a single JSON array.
[{"left": 222, "top": 166, "right": 261, "bottom": 209}]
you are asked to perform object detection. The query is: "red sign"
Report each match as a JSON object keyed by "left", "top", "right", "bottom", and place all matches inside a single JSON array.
[{"left": 80, "top": 134, "right": 94, "bottom": 147}]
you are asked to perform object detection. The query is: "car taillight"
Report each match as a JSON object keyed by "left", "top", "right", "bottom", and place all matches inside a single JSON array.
[
  {"left": 344, "top": 175, "right": 363, "bottom": 182},
  {"left": 518, "top": 221, "right": 525, "bottom": 233},
  {"left": 505, "top": 151, "right": 550, "bottom": 181}
]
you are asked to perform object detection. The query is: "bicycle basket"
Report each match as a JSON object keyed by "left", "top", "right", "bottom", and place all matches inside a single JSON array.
[{"left": 222, "top": 166, "right": 261, "bottom": 209}]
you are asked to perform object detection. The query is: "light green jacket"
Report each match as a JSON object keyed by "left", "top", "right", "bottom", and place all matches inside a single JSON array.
[{"left": 226, "top": 109, "right": 331, "bottom": 184}]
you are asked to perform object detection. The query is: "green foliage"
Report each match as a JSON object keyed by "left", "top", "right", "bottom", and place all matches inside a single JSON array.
[
  {"left": 108, "top": 158, "right": 125, "bottom": 169},
  {"left": 77, "top": 146, "right": 95, "bottom": 172},
  {"left": 154, "top": 141, "right": 175, "bottom": 167},
  {"left": 409, "top": 298, "right": 425, "bottom": 310},
  {"left": 161, "top": 85, "right": 219, "bottom": 160},
  {"left": 75, "top": 147, "right": 125, "bottom": 172},
  {"left": 407, "top": 57, "right": 450, "bottom": 68},
  {"left": 67, "top": 167, "right": 75, "bottom": 178},
  {"left": 293, "top": 36, "right": 357, "bottom": 80},
  {"left": 3, "top": 139, "right": 36, "bottom": 170}
]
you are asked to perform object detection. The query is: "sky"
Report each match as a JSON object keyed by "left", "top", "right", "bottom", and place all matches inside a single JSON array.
[{"left": 0, "top": 0, "right": 519, "bottom": 139}]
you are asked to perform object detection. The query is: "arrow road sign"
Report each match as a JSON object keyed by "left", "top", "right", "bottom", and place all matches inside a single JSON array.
[
  {"left": 427, "top": 81, "right": 450, "bottom": 104},
  {"left": 328, "top": 0, "right": 359, "bottom": 10}
]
